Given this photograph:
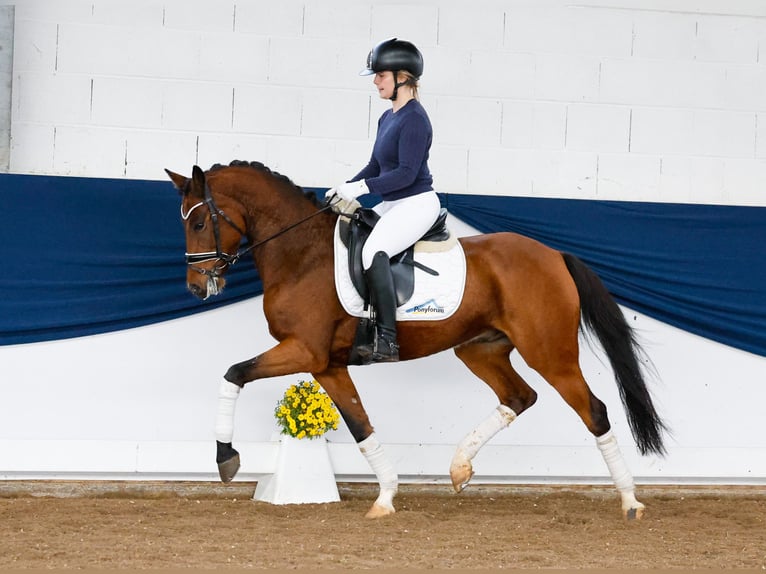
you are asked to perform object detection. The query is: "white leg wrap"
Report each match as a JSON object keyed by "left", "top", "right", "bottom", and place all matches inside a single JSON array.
[
  {"left": 455, "top": 405, "right": 517, "bottom": 463},
  {"left": 358, "top": 433, "right": 398, "bottom": 510},
  {"left": 215, "top": 380, "right": 241, "bottom": 443},
  {"left": 596, "top": 429, "right": 635, "bottom": 493}
]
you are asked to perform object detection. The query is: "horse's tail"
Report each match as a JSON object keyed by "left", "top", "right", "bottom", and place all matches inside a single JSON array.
[{"left": 562, "top": 252, "right": 668, "bottom": 456}]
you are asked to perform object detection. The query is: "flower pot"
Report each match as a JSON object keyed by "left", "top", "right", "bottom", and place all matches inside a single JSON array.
[{"left": 253, "top": 435, "right": 340, "bottom": 505}]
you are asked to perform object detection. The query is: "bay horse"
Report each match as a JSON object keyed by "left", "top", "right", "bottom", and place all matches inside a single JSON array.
[{"left": 166, "top": 160, "right": 668, "bottom": 520}]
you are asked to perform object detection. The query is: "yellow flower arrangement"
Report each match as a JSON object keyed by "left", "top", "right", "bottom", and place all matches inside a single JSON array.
[{"left": 274, "top": 380, "right": 340, "bottom": 440}]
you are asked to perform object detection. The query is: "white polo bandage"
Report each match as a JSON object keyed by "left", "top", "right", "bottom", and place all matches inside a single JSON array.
[
  {"left": 455, "top": 404, "right": 517, "bottom": 462},
  {"left": 215, "top": 380, "right": 241, "bottom": 443},
  {"left": 358, "top": 433, "right": 398, "bottom": 509},
  {"left": 596, "top": 429, "right": 635, "bottom": 493}
]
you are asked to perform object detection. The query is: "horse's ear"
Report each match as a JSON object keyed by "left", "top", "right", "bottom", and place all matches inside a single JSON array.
[
  {"left": 191, "top": 165, "right": 206, "bottom": 199},
  {"left": 165, "top": 169, "right": 189, "bottom": 193}
]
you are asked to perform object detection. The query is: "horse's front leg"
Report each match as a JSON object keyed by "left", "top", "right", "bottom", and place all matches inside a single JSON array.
[
  {"left": 215, "top": 337, "right": 329, "bottom": 483},
  {"left": 314, "top": 367, "right": 398, "bottom": 519}
]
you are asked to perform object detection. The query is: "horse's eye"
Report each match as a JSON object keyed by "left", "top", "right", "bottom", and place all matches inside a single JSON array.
[{"left": 193, "top": 221, "right": 205, "bottom": 232}]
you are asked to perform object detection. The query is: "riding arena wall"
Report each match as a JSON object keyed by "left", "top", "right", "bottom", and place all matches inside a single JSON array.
[{"left": 1, "top": 0, "right": 765, "bottom": 486}]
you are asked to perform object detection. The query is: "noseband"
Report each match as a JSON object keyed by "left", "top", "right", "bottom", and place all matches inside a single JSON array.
[{"left": 181, "top": 183, "right": 333, "bottom": 280}]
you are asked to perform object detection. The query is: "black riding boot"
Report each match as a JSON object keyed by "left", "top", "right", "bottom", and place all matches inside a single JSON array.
[{"left": 365, "top": 251, "right": 400, "bottom": 363}]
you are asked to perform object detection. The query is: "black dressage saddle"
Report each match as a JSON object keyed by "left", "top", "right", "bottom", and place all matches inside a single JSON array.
[{"left": 339, "top": 207, "right": 451, "bottom": 306}]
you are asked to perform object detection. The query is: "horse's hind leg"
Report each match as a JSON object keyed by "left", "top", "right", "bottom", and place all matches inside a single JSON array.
[
  {"left": 314, "top": 367, "right": 398, "bottom": 519},
  {"left": 527, "top": 345, "right": 646, "bottom": 520},
  {"left": 451, "top": 334, "right": 538, "bottom": 492}
]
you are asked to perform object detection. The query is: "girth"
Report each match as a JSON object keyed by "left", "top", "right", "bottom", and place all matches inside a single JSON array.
[{"left": 339, "top": 207, "right": 450, "bottom": 306}]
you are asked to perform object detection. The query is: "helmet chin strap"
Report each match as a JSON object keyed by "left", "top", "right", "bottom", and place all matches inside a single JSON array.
[{"left": 390, "top": 71, "right": 408, "bottom": 102}]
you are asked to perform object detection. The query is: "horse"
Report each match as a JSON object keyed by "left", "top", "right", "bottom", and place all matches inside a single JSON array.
[{"left": 165, "top": 160, "right": 668, "bottom": 520}]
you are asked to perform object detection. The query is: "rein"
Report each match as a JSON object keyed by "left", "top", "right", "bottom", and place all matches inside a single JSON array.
[{"left": 182, "top": 185, "right": 333, "bottom": 278}]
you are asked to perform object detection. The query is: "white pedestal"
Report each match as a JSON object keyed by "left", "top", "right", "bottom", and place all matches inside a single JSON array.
[{"left": 253, "top": 435, "right": 340, "bottom": 505}]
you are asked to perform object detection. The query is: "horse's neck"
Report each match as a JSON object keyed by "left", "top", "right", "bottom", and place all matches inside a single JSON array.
[{"left": 243, "top": 192, "right": 335, "bottom": 285}]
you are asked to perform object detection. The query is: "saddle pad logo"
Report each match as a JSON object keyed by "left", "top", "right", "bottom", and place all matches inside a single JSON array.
[
  {"left": 405, "top": 298, "right": 445, "bottom": 316},
  {"left": 333, "top": 219, "right": 467, "bottom": 322}
]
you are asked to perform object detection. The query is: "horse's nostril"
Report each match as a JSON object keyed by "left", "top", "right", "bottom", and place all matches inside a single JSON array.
[{"left": 188, "top": 283, "right": 205, "bottom": 299}]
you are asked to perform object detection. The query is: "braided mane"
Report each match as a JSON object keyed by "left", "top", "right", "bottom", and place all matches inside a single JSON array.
[{"left": 208, "top": 160, "right": 321, "bottom": 206}]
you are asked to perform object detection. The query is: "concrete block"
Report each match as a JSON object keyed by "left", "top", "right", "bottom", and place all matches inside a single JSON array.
[
  {"left": 467, "top": 51, "right": 536, "bottom": 100},
  {"left": 196, "top": 133, "right": 270, "bottom": 170},
  {"left": 14, "top": 0, "right": 93, "bottom": 22},
  {"left": 233, "top": 85, "right": 302, "bottom": 136},
  {"left": 534, "top": 54, "right": 600, "bottom": 102},
  {"left": 535, "top": 54, "right": 601, "bottom": 103},
  {"left": 334, "top": 139, "right": 378, "bottom": 185},
  {"left": 124, "top": 130, "right": 198, "bottom": 180},
  {"left": 659, "top": 156, "right": 725, "bottom": 204},
  {"left": 269, "top": 37, "right": 353, "bottom": 89},
  {"left": 371, "top": 4, "right": 438, "bottom": 47},
  {"left": 198, "top": 32, "right": 269, "bottom": 83},
  {"left": 532, "top": 150, "right": 598, "bottom": 198},
  {"left": 758, "top": 113, "right": 766, "bottom": 159},
  {"left": 695, "top": 15, "right": 762, "bottom": 64},
  {"left": 12, "top": 20, "right": 58, "bottom": 72},
  {"left": 599, "top": 58, "right": 727, "bottom": 109},
  {"left": 597, "top": 153, "right": 660, "bottom": 202},
  {"left": 56, "top": 23, "right": 195, "bottom": 78},
  {"left": 467, "top": 147, "right": 532, "bottom": 196},
  {"left": 162, "top": 82, "right": 233, "bottom": 132},
  {"left": 631, "top": 11, "right": 696, "bottom": 61},
  {"left": 433, "top": 96, "right": 502, "bottom": 146},
  {"left": 722, "top": 65, "right": 766, "bottom": 112},
  {"left": 235, "top": 0, "right": 304, "bottom": 36},
  {"left": 692, "top": 110, "right": 756, "bottom": 158},
  {"left": 14, "top": 72, "right": 92, "bottom": 125},
  {"left": 723, "top": 158, "right": 766, "bottom": 206},
  {"left": 53, "top": 126, "right": 127, "bottom": 177},
  {"left": 630, "top": 108, "right": 695, "bottom": 156},
  {"left": 304, "top": 2, "right": 370, "bottom": 40},
  {"left": 430, "top": 144, "right": 468, "bottom": 193},
  {"left": 162, "top": 0, "right": 235, "bottom": 33},
  {"left": 301, "top": 90, "right": 369, "bottom": 140},
  {"left": 9, "top": 122, "right": 54, "bottom": 174},
  {"left": 90, "top": 1, "right": 165, "bottom": 28},
  {"left": 566, "top": 104, "right": 630, "bottom": 153},
  {"left": 418, "top": 45, "right": 472, "bottom": 96},
  {"left": 438, "top": 5, "right": 505, "bottom": 50},
  {"left": 265, "top": 136, "right": 338, "bottom": 188},
  {"left": 91, "top": 77, "right": 163, "bottom": 129},
  {"left": 501, "top": 101, "right": 566, "bottom": 150},
  {"left": 505, "top": 6, "right": 632, "bottom": 58}
]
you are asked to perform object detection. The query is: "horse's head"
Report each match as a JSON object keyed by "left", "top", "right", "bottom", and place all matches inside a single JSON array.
[{"left": 166, "top": 165, "right": 247, "bottom": 300}]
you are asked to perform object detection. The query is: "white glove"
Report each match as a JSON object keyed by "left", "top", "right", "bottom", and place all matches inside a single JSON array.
[
  {"left": 336, "top": 180, "right": 369, "bottom": 201},
  {"left": 325, "top": 188, "right": 361, "bottom": 214}
]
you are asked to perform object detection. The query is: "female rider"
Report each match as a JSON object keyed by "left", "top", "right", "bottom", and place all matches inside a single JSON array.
[{"left": 329, "top": 38, "right": 441, "bottom": 363}]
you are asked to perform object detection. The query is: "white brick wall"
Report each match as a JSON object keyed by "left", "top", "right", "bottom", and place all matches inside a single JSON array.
[{"left": 8, "top": 0, "right": 766, "bottom": 205}]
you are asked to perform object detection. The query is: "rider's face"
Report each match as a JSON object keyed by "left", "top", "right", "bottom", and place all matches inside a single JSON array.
[{"left": 373, "top": 71, "right": 395, "bottom": 100}]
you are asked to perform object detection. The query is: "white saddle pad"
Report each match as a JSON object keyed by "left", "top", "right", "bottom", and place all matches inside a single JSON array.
[{"left": 333, "top": 218, "right": 467, "bottom": 321}]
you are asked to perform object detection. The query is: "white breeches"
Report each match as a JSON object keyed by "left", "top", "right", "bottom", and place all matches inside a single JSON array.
[{"left": 362, "top": 191, "right": 441, "bottom": 270}]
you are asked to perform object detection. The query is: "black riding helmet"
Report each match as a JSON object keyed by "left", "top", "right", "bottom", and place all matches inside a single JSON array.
[
  {"left": 360, "top": 38, "right": 424, "bottom": 78},
  {"left": 360, "top": 39, "right": 423, "bottom": 101}
]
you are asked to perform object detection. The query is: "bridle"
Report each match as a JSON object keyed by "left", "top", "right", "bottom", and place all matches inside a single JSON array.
[{"left": 181, "top": 182, "right": 333, "bottom": 280}]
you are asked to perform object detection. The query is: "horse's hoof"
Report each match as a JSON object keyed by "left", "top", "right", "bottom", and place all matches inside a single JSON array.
[
  {"left": 449, "top": 462, "right": 474, "bottom": 493},
  {"left": 218, "top": 453, "right": 241, "bottom": 483},
  {"left": 623, "top": 504, "right": 645, "bottom": 521},
  {"left": 365, "top": 502, "right": 395, "bottom": 519}
]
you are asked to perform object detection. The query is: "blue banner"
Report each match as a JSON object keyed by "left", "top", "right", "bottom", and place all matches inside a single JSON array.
[{"left": 2, "top": 173, "right": 764, "bottom": 357}]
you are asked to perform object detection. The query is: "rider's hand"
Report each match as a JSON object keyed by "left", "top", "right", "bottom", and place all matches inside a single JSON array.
[
  {"left": 325, "top": 187, "right": 361, "bottom": 215},
  {"left": 336, "top": 180, "right": 369, "bottom": 201}
]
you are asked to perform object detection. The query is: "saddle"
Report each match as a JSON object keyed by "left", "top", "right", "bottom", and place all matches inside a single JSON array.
[{"left": 339, "top": 207, "right": 451, "bottom": 306}]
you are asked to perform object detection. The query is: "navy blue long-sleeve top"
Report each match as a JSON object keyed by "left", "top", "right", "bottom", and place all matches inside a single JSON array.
[{"left": 351, "top": 99, "right": 434, "bottom": 201}]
